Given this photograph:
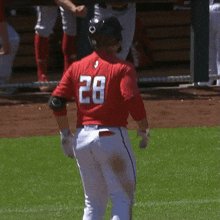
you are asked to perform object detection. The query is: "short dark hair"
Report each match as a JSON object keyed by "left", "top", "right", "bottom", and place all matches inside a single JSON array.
[{"left": 89, "top": 32, "right": 120, "bottom": 49}]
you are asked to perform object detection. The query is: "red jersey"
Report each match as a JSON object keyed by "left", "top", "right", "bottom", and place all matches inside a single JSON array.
[
  {"left": 53, "top": 51, "right": 146, "bottom": 127},
  {"left": 0, "top": 0, "right": 6, "bottom": 23}
]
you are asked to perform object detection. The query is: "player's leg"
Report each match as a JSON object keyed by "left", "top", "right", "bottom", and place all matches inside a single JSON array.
[
  {"left": 209, "top": 7, "right": 217, "bottom": 85},
  {"left": 94, "top": 3, "right": 136, "bottom": 61},
  {"left": 216, "top": 39, "right": 220, "bottom": 86},
  {"left": 199, "top": 5, "right": 216, "bottom": 86},
  {"left": 74, "top": 127, "right": 108, "bottom": 220},
  {"left": 115, "top": 4, "right": 136, "bottom": 61},
  {"left": 92, "top": 127, "right": 137, "bottom": 220},
  {"left": 59, "top": 6, "right": 77, "bottom": 73},
  {"left": 34, "top": 6, "right": 58, "bottom": 87},
  {"left": 215, "top": 10, "right": 220, "bottom": 86},
  {"left": 0, "top": 23, "right": 19, "bottom": 85}
]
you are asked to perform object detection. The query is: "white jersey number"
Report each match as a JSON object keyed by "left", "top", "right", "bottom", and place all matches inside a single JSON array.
[{"left": 79, "top": 76, "right": 106, "bottom": 104}]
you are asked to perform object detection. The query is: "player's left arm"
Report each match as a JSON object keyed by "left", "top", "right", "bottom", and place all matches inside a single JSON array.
[
  {"left": 48, "top": 68, "right": 75, "bottom": 158},
  {"left": 121, "top": 64, "right": 150, "bottom": 148},
  {"left": 48, "top": 95, "right": 75, "bottom": 158},
  {"left": 126, "top": 94, "right": 150, "bottom": 149},
  {"left": 49, "top": 66, "right": 74, "bottom": 125}
]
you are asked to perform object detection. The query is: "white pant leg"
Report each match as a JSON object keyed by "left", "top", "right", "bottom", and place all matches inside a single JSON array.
[
  {"left": 0, "top": 24, "right": 20, "bottom": 82},
  {"left": 209, "top": 9, "right": 217, "bottom": 75},
  {"left": 74, "top": 126, "right": 136, "bottom": 220},
  {"left": 216, "top": 38, "right": 220, "bottom": 85},
  {"left": 94, "top": 4, "right": 136, "bottom": 60},
  {"left": 59, "top": 6, "right": 77, "bottom": 36},
  {"left": 91, "top": 127, "right": 136, "bottom": 219},
  {"left": 209, "top": 4, "right": 220, "bottom": 85},
  {"left": 116, "top": 4, "right": 136, "bottom": 61},
  {"left": 35, "top": 5, "right": 58, "bottom": 37},
  {"left": 74, "top": 127, "right": 108, "bottom": 220}
]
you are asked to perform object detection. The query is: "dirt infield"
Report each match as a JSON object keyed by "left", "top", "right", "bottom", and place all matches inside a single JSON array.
[{"left": 0, "top": 86, "right": 219, "bottom": 138}]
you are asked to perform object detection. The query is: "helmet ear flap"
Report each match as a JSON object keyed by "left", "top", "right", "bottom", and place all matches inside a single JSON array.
[{"left": 88, "top": 35, "right": 97, "bottom": 49}]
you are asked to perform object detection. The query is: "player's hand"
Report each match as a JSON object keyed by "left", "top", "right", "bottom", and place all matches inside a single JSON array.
[
  {"left": 60, "top": 129, "right": 75, "bottom": 158},
  {"left": 0, "top": 42, "right": 10, "bottom": 55},
  {"left": 137, "top": 128, "right": 150, "bottom": 148},
  {"left": 75, "top": 5, "right": 88, "bottom": 18}
]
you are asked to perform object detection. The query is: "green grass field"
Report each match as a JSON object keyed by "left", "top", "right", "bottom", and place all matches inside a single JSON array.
[{"left": 0, "top": 126, "right": 219, "bottom": 220}]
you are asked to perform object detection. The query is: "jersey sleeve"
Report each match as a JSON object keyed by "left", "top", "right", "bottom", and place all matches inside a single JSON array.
[
  {"left": 0, "top": 0, "right": 6, "bottom": 23},
  {"left": 121, "top": 63, "right": 146, "bottom": 121},
  {"left": 125, "top": 93, "right": 146, "bottom": 121},
  {"left": 52, "top": 66, "right": 75, "bottom": 100},
  {"left": 120, "top": 63, "right": 139, "bottom": 100}
]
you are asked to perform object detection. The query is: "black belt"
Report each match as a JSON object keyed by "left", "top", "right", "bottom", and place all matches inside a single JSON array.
[{"left": 98, "top": 3, "right": 128, "bottom": 11}]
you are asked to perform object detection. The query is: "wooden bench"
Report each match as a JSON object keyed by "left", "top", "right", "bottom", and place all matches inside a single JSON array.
[
  {"left": 6, "top": 2, "right": 191, "bottom": 70},
  {"left": 137, "top": 9, "right": 191, "bottom": 63},
  {"left": 7, "top": 7, "right": 64, "bottom": 69}
]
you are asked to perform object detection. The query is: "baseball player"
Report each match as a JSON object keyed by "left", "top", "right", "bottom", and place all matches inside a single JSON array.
[
  {"left": 0, "top": 0, "right": 20, "bottom": 88},
  {"left": 94, "top": 3, "right": 136, "bottom": 61},
  {"left": 35, "top": 0, "right": 87, "bottom": 92},
  {"left": 48, "top": 16, "right": 150, "bottom": 219},
  {"left": 128, "top": 17, "right": 154, "bottom": 69},
  {"left": 198, "top": 0, "right": 220, "bottom": 86},
  {"left": 208, "top": 0, "right": 220, "bottom": 86}
]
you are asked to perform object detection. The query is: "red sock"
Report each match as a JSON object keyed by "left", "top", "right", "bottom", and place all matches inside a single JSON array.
[
  {"left": 62, "top": 33, "right": 77, "bottom": 73},
  {"left": 35, "top": 34, "right": 49, "bottom": 81}
]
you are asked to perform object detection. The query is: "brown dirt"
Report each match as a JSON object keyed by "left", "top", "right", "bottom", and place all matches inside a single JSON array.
[{"left": 0, "top": 86, "right": 219, "bottom": 138}]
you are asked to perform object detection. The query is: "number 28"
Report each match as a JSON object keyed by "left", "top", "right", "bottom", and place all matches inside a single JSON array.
[{"left": 79, "top": 75, "right": 106, "bottom": 104}]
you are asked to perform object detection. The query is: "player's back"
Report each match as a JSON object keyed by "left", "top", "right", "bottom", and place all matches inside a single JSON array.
[{"left": 71, "top": 51, "right": 137, "bottom": 127}]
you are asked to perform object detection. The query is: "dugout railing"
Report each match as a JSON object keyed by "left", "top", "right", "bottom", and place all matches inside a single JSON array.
[{"left": 1, "top": 0, "right": 219, "bottom": 93}]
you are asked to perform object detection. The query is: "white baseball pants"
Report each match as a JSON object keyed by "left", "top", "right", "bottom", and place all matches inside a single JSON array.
[
  {"left": 94, "top": 4, "right": 136, "bottom": 61},
  {"left": 35, "top": 5, "right": 76, "bottom": 37},
  {"left": 0, "top": 23, "right": 19, "bottom": 83},
  {"left": 74, "top": 125, "right": 137, "bottom": 220},
  {"left": 209, "top": 3, "right": 220, "bottom": 85}
]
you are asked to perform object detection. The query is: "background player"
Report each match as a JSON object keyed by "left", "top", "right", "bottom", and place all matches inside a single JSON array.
[
  {"left": 198, "top": 0, "right": 220, "bottom": 86},
  {"left": 0, "top": 0, "right": 20, "bottom": 89},
  {"left": 94, "top": 3, "right": 136, "bottom": 61},
  {"left": 206, "top": 0, "right": 220, "bottom": 86},
  {"left": 48, "top": 16, "right": 149, "bottom": 219},
  {"left": 35, "top": 0, "right": 87, "bottom": 92}
]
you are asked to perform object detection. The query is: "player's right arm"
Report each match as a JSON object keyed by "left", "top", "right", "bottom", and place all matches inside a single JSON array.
[{"left": 0, "top": 0, "right": 10, "bottom": 55}]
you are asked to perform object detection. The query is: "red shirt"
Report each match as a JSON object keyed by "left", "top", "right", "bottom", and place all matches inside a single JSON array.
[
  {"left": 0, "top": 0, "right": 6, "bottom": 22},
  {"left": 53, "top": 51, "right": 146, "bottom": 127}
]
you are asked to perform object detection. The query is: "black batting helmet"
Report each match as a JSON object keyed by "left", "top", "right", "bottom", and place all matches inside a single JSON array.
[{"left": 88, "top": 16, "right": 123, "bottom": 49}]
